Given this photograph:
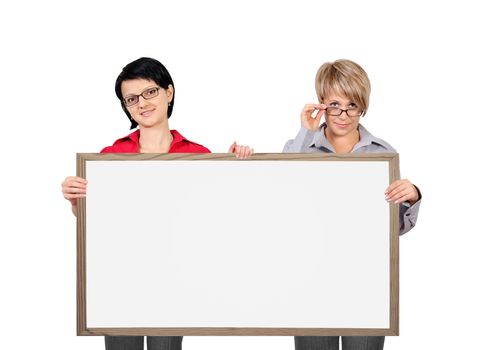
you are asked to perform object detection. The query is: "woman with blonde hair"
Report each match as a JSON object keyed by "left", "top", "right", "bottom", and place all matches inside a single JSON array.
[{"left": 284, "top": 59, "right": 421, "bottom": 350}]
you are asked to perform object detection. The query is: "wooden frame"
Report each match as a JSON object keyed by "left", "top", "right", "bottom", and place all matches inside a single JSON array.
[{"left": 77, "top": 153, "right": 399, "bottom": 336}]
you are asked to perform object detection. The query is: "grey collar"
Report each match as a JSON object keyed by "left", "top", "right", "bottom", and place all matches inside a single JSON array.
[{"left": 309, "top": 123, "right": 387, "bottom": 152}]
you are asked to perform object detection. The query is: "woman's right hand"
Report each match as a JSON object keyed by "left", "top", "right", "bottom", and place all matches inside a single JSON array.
[
  {"left": 61, "top": 176, "right": 87, "bottom": 208},
  {"left": 301, "top": 103, "right": 327, "bottom": 131}
]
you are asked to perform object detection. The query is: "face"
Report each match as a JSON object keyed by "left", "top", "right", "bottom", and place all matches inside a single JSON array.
[
  {"left": 121, "top": 78, "right": 173, "bottom": 129},
  {"left": 324, "top": 93, "right": 362, "bottom": 138}
]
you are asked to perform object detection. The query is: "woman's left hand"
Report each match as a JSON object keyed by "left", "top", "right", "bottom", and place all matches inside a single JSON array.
[
  {"left": 228, "top": 142, "right": 254, "bottom": 159},
  {"left": 385, "top": 179, "right": 419, "bottom": 205}
]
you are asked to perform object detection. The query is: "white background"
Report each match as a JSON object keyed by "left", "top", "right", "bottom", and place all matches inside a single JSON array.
[{"left": 0, "top": 0, "right": 485, "bottom": 349}]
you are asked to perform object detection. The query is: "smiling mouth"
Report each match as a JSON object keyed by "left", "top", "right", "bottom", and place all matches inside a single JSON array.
[{"left": 140, "top": 109, "right": 155, "bottom": 117}]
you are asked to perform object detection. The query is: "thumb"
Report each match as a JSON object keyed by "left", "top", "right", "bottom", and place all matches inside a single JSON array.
[{"left": 228, "top": 141, "right": 237, "bottom": 153}]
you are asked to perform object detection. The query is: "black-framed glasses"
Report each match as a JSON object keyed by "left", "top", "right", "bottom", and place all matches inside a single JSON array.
[
  {"left": 123, "top": 87, "right": 160, "bottom": 107},
  {"left": 326, "top": 107, "right": 362, "bottom": 118}
]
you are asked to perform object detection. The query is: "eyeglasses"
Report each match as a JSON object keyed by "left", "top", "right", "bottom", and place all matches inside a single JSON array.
[
  {"left": 326, "top": 107, "right": 362, "bottom": 118},
  {"left": 123, "top": 87, "right": 160, "bottom": 107}
]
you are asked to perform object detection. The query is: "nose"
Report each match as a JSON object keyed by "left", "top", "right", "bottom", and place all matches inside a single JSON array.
[
  {"left": 337, "top": 110, "right": 348, "bottom": 120},
  {"left": 138, "top": 95, "right": 150, "bottom": 108}
]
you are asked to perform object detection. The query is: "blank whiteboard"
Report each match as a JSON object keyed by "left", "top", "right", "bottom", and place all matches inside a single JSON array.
[{"left": 76, "top": 153, "right": 399, "bottom": 336}]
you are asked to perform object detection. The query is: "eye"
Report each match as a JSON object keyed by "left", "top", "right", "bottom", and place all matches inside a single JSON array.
[
  {"left": 125, "top": 96, "right": 136, "bottom": 105},
  {"left": 347, "top": 103, "right": 358, "bottom": 110},
  {"left": 329, "top": 102, "right": 339, "bottom": 107},
  {"left": 145, "top": 88, "right": 158, "bottom": 96}
]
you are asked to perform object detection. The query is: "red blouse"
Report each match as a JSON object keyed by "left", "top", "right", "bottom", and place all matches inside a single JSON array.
[{"left": 100, "top": 129, "right": 211, "bottom": 154}]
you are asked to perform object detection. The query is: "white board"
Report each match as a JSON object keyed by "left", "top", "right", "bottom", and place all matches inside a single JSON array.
[{"left": 77, "top": 153, "right": 399, "bottom": 336}]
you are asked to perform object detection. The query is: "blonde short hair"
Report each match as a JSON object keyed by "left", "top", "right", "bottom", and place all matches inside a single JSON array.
[{"left": 315, "top": 59, "right": 371, "bottom": 115}]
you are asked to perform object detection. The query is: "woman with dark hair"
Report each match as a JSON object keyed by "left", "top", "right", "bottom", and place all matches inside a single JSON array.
[
  {"left": 115, "top": 57, "right": 179, "bottom": 130},
  {"left": 62, "top": 57, "right": 253, "bottom": 349}
]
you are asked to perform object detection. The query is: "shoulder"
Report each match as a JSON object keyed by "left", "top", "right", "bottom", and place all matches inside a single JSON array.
[
  {"left": 358, "top": 124, "right": 397, "bottom": 153},
  {"left": 100, "top": 129, "right": 139, "bottom": 153},
  {"left": 372, "top": 136, "right": 397, "bottom": 153},
  {"left": 171, "top": 130, "right": 211, "bottom": 153},
  {"left": 283, "top": 127, "right": 317, "bottom": 153}
]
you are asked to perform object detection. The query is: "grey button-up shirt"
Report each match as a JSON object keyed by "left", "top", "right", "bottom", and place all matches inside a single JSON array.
[{"left": 283, "top": 123, "right": 421, "bottom": 235}]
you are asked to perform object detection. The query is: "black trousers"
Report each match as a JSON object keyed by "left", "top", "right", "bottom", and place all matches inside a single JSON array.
[
  {"left": 105, "top": 336, "right": 183, "bottom": 350},
  {"left": 295, "top": 336, "right": 385, "bottom": 350}
]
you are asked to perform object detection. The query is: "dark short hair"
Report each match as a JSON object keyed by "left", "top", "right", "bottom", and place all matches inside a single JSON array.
[{"left": 115, "top": 57, "right": 175, "bottom": 129}]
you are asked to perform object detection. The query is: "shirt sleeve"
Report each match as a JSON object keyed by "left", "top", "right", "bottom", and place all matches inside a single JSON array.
[
  {"left": 282, "top": 127, "right": 315, "bottom": 153},
  {"left": 399, "top": 186, "right": 422, "bottom": 235}
]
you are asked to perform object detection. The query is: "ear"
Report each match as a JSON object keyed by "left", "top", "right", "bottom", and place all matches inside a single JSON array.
[{"left": 166, "top": 85, "right": 174, "bottom": 103}]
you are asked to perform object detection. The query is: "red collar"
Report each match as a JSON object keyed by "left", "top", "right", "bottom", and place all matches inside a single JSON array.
[{"left": 114, "top": 129, "right": 188, "bottom": 148}]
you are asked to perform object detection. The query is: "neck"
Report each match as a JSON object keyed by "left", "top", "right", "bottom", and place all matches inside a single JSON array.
[
  {"left": 138, "top": 122, "right": 173, "bottom": 153},
  {"left": 325, "top": 127, "right": 360, "bottom": 154}
]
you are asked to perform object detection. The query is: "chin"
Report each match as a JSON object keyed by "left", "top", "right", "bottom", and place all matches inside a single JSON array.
[
  {"left": 137, "top": 119, "right": 160, "bottom": 128},
  {"left": 331, "top": 127, "right": 351, "bottom": 136}
]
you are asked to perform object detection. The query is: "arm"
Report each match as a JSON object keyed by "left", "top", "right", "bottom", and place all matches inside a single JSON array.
[
  {"left": 283, "top": 103, "right": 325, "bottom": 153},
  {"left": 399, "top": 193, "right": 421, "bottom": 235},
  {"left": 61, "top": 176, "right": 87, "bottom": 217},
  {"left": 385, "top": 180, "right": 422, "bottom": 235}
]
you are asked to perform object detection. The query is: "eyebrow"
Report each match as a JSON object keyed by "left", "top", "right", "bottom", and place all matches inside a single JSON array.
[{"left": 328, "top": 100, "right": 356, "bottom": 106}]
